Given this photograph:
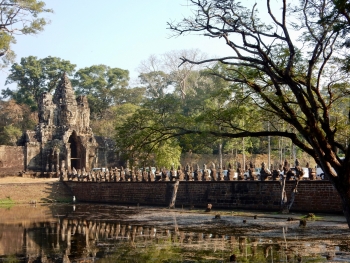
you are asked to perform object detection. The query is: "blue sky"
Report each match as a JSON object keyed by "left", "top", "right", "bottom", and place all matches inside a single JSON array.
[{"left": 0, "top": 0, "right": 272, "bottom": 91}]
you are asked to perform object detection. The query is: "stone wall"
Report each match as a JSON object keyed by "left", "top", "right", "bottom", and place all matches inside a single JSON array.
[
  {"left": 25, "top": 144, "right": 41, "bottom": 171},
  {"left": 65, "top": 180, "right": 342, "bottom": 213},
  {"left": 0, "top": 146, "right": 24, "bottom": 175}
]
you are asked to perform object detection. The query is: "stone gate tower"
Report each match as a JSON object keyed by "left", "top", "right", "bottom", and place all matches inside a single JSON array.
[{"left": 19, "top": 73, "right": 98, "bottom": 172}]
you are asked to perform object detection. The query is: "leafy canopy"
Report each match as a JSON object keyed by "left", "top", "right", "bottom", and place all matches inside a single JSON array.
[
  {"left": 0, "top": 0, "right": 52, "bottom": 67},
  {"left": 118, "top": 0, "right": 350, "bottom": 182},
  {"left": 2, "top": 56, "right": 76, "bottom": 111},
  {"left": 73, "top": 65, "right": 131, "bottom": 119}
]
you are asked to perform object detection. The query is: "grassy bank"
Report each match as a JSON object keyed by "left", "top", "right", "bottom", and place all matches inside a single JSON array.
[{"left": 0, "top": 181, "right": 73, "bottom": 204}]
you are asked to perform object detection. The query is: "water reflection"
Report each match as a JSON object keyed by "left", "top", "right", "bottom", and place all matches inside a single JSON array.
[{"left": 0, "top": 204, "right": 349, "bottom": 262}]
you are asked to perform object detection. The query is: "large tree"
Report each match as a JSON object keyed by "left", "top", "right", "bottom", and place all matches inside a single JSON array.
[
  {"left": 73, "top": 64, "right": 146, "bottom": 138},
  {"left": 138, "top": 50, "right": 207, "bottom": 100},
  {"left": 2, "top": 56, "right": 76, "bottom": 111},
  {"left": 118, "top": 0, "right": 350, "bottom": 226},
  {"left": 167, "top": 0, "right": 350, "bottom": 223},
  {"left": 0, "top": 0, "right": 52, "bottom": 67},
  {"left": 73, "top": 65, "right": 131, "bottom": 119},
  {"left": 0, "top": 99, "right": 37, "bottom": 145}
]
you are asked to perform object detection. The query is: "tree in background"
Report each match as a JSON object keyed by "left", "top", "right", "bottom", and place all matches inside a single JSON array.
[
  {"left": 2, "top": 58, "right": 144, "bottom": 140},
  {"left": 73, "top": 65, "right": 130, "bottom": 120},
  {"left": 92, "top": 103, "right": 141, "bottom": 138},
  {"left": 162, "top": 49, "right": 207, "bottom": 100},
  {"left": 0, "top": 99, "right": 37, "bottom": 145},
  {"left": 139, "top": 70, "right": 172, "bottom": 99},
  {"left": 73, "top": 64, "right": 146, "bottom": 138},
  {"left": 169, "top": 0, "right": 350, "bottom": 224},
  {"left": 116, "top": 0, "right": 350, "bottom": 226},
  {"left": 2, "top": 56, "right": 76, "bottom": 111},
  {"left": 138, "top": 50, "right": 207, "bottom": 100},
  {"left": 327, "top": 0, "right": 350, "bottom": 72},
  {"left": 0, "top": 0, "right": 52, "bottom": 67}
]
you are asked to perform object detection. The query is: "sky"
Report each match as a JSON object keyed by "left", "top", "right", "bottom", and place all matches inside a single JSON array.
[{"left": 0, "top": 0, "right": 272, "bottom": 91}]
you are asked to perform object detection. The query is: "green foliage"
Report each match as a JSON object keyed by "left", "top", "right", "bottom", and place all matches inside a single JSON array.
[
  {"left": 116, "top": 2, "right": 350, "bottom": 222},
  {"left": 154, "top": 139, "right": 182, "bottom": 168},
  {"left": 73, "top": 65, "right": 131, "bottom": 119},
  {"left": 0, "top": 0, "right": 52, "bottom": 67},
  {"left": 114, "top": 103, "right": 141, "bottom": 128},
  {"left": 117, "top": 65, "right": 273, "bottom": 162},
  {"left": 92, "top": 103, "right": 140, "bottom": 138},
  {"left": 139, "top": 70, "right": 172, "bottom": 98},
  {"left": 0, "top": 125, "right": 22, "bottom": 145},
  {"left": 0, "top": 99, "right": 36, "bottom": 145},
  {"left": 0, "top": 197, "right": 15, "bottom": 209},
  {"left": 2, "top": 56, "right": 76, "bottom": 111},
  {"left": 0, "top": 197, "right": 14, "bottom": 204}
]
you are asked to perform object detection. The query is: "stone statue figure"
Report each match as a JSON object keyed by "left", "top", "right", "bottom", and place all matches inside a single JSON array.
[
  {"left": 248, "top": 161, "right": 257, "bottom": 180},
  {"left": 142, "top": 167, "right": 148, "bottom": 182},
  {"left": 185, "top": 164, "right": 192, "bottom": 181},
  {"left": 177, "top": 165, "right": 184, "bottom": 181},
  {"left": 236, "top": 162, "right": 244, "bottom": 181},
  {"left": 194, "top": 164, "right": 202, "bottom": 181},
  {"left": 218, "top": 164, "right": 224, "bottom": 181},
  {"left": 260, "top": 161, "right": 271, "bottom": 181},
  {"left": 283, "top": 160, "right": 294, "bottom": 180},
  {"left": 210, "top": 163, "right": 217, "bottom": 181},
  {"left": 162, "top": 167, "right": 169, "bottom": 181},
  {"left": 203, "top": 164, "right": 210, "bottom": 181},
  {"left": 170, "top": 165, "right": 177, "bottom": 181},
  {"left": 155, "top": 167, "right": 161, "bottom": 181},
  {"left": 148, "top": 166, "right": 155, "bottom": 182}
]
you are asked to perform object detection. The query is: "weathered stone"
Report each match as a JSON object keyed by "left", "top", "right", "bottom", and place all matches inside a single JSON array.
[
  {"left": 154, "top": 167, "right": 161, "bottom": 181},
  {"left": 203, "top": 164, "right": 210, "bottom": 181},
  {"left": 236, "top": 163, "right": 244, "bottom": 181},
  {"left": 119, "top": 167, "right": 125, "bottom": 181},
  {"left": 184, "top": 164, "right": 191, "bottom": 181},
  {"left": 169, "top": 166, "right": 177, "bottom": 181},
  {"left": 177, "top": 165, "right": 184, "bottom": 181},
  {"left": 9, "top": 73, "right": 119, "bottom": 174},
  {"left": 194, "top": 164, "right": 202, "bottom": 181},
  {"left": 142, "top": 168, "right": 148, "bottom": 182},
  {"left": 148, "top": 167, "right": 155, "bottom": 182},
  {"left": 248, "top": 161, "right": 257, "bottom": 180},
  {"left": 260, "top": 162, "right": 271, "bottom": 181},
  {"left": 217, "top": 165, "right": 224, "bottom": 181},
  {"left": 309, "top": 167, "right": 317, "bottom": 180},
  {"left": 135, "top": 168, "right": 142, "bottom": 182},
  {"left": 161, "top": 168, "right": 169, "bottom": 181},
  {"left": 210, "top": 163, "right": 217, "bottom": 181},
  {"left": 272, "top": 169, "right": 280, "bottom": 181}
]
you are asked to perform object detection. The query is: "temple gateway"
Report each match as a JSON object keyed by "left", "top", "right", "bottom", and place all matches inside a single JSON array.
[{"left": 14, "top": 73, "right": 118, "bottom": 173}]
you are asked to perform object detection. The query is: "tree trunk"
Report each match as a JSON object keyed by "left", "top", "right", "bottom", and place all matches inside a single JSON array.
[
  {"left": 169, "top": 180, "right": 180, "bottom": 209},
  {"left": 340, "top": 195, "right": 350, "bottom": 227},
  {"left": 280, "top": 176, "right": 289, "bottom": 213},
  {"left": 329, "top": 174, "right": 350, "bottom": 228},
  {"left": 288, "top": 179, "right": 300, "bottom": 210},
  {"left": 335, "top": 182, "right": 350, "bottom": 228},
  {"left": 280, "top": 176, "right": 300, "bottom": 213}
]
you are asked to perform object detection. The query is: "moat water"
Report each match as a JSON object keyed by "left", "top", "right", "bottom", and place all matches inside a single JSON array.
[{"left": 0, "top": 203, "right": 350, "bottom": 262}]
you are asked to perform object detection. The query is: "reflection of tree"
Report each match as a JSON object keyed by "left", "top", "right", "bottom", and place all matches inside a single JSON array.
[{"left": 0, "top": 211, "right": 344, "bottom": 262}]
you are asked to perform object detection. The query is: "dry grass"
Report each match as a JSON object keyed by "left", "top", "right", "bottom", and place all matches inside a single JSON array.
[
  {"left": 0, "top": 176, "right": 59, "bottom": 184},
  {"left": 0, "top": 176, "right": 72, "bottom": 204}
]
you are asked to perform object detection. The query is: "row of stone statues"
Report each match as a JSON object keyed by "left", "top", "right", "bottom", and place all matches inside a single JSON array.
[{"left": 61, "top": 159, "right": 320, "bottom": 182}]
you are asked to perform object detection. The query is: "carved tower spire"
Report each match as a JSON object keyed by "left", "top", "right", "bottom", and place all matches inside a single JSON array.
[{"left": 53, "top": 73, "right": 78, "bottom": 127}]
